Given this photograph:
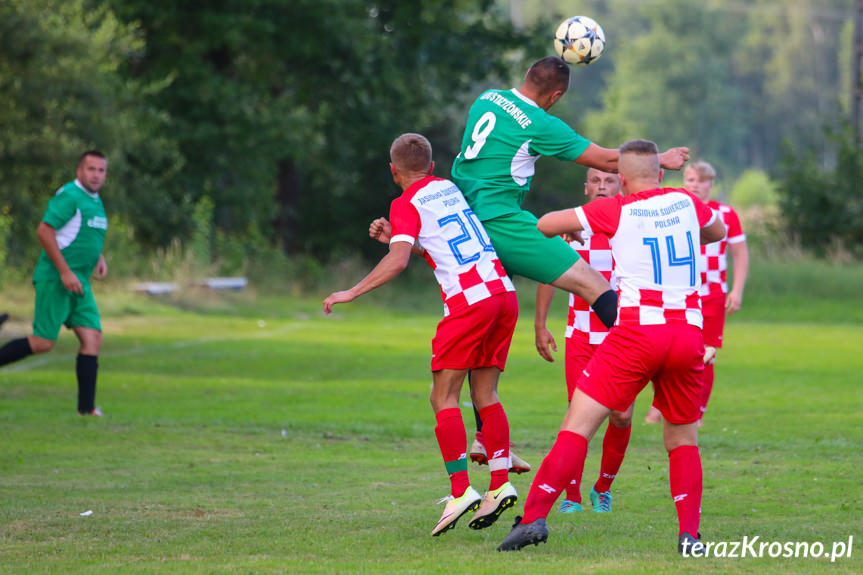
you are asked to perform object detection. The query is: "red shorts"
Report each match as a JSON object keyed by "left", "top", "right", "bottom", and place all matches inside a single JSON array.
[
  {"left": 577, "top": 324, "right": 705, "bottom": 424},
  {"left": 701, "top": 293, "right": 726, "bottom": 348},
  {"left": 564, "top": 333, "right": 598, "bottom": 402},
  {"left": 431, "top": 291, "right": 518, "bottom": 371}
]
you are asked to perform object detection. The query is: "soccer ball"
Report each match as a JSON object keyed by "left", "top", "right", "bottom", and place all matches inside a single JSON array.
[{"left": 554, "top": 16, "right": 605, "bottom": 66}]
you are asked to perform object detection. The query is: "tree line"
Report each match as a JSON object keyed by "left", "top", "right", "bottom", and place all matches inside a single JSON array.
[{"left": 0, "top": 0, "right": 858, "bottom": 271}]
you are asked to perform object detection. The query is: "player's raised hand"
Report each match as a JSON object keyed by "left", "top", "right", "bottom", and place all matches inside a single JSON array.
[
  {"left": 534, "top": 325, "right": 558, "bottom": 363},
  {"left": 659, "top": 147, "right": 690, "bottom": 171},
  {"left": 323, "top": 290, "right": 356, "bottom": 315},
  {"left": 369, "top": 217, "right": 392, "bottom": 244}
]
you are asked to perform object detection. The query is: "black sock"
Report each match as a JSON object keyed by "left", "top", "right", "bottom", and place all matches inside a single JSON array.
[
  {"left": 0, "top": 338, "right": 33, "bottom": 367},
  {"left": 592, "top": 289, "right": 619, "bottom": 329},
  {"left": 76, "top": 354, "right": 99, "bottom": 413},
  {"left": 467, "top": 369, "right": 483, "bottom": 433}
]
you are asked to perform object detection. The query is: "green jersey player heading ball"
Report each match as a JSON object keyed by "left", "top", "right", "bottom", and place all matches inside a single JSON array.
[{"left": 452, "top": 56, "right": 689, "bottom": 326}]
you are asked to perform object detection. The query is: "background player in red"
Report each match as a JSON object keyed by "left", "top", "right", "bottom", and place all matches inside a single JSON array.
[
  {"left": 497, "top": 139, "right": 726, "bottom": 554},
  {"left": 534, "top": 168, "right": 632, "bottom": 514},
  {"left": 645, "top": 161, "right": 748, "bottom": 425},
  {"left": 324, "top": 133, "right": 520, "bottom": 537}
]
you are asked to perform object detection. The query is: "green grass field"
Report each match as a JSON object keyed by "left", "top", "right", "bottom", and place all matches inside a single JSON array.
[{"left": 1, "top": 258, "right": 862, "bottom": 574}]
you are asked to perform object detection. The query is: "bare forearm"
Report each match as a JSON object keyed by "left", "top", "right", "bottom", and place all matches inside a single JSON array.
[
  {"left": 729, "top": 242, "right": 749, "bottom": 294},
  {"left": 347, "top": 248, "right": 410, "bottom": 300},
  {"left": 574, "top": 144, "right": 618, "bottom": 173},
  {"left": 535, "top": 283, "right": 555, "bottom": 328},
  {"left": 537, "top": 209, "right": 583, "bottom": 238},
  {"left": 37, "top": 223, "right": 72, "bottom": 276}
]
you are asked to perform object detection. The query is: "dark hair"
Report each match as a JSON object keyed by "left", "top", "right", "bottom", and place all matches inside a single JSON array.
[
  {"left": 525, "top": 56, "right": 570, "bottom": 95},
  {"left": 618, "top": 139, "right": 659, "bottom": 155},
  {"left": 79, "top": 150, "right": 107, "bottom": 166},
  {"left": 390, "top": 133, "right": 432, "bottom": 173}
]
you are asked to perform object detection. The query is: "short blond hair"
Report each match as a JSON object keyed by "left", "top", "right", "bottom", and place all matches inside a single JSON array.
[
  {"left": 685, "top": 161, "right": 716, "bottom": 180},
  {"left": 390, "top": 133, "right": 432, "bottom": 173}
]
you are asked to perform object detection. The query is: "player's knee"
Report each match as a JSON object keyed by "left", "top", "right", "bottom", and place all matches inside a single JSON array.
[
  {"left": 429, "top": 390, "right": 450, "bottom": 413},
  {"left": 77, "top": 330, "right": 102, "bottom": 355},
  {"left": 28, "top": 336, "right": 55, "bottom": 354},
  {"left": 609, "top": 410, "right": 632, "bottom": 428},
  {"left": 663, "top": 426, "right": 698, "bottom": 452}
]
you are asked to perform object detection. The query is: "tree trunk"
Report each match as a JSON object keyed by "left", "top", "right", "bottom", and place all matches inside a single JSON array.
[{"left": 275, "top": 159, "right": 299, "bottom": 254}]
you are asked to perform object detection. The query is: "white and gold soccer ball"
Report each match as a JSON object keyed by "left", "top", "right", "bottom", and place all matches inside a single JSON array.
[{"left": 554, "top": 16, "right": 605, "bottom": 66}]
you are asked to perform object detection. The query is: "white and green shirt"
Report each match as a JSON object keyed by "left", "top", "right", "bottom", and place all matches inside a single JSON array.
[
  {"left": 451, "top": 88, "right": 591, "bottom": 220},
  {"left": 33, "top": 180, "right": 108, "bottom": 282}
]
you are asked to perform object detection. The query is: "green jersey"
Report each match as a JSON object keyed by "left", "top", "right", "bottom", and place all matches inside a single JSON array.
[
  {"left": 451, "top": 88, "right": 591, "bottom": 220},
  {"left": 33, "top": 180, "right": 108, "bottom": 282}
]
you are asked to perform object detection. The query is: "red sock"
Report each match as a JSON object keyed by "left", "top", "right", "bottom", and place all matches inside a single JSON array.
[
  {"left": 478, "top": 403, "right": 509, "bottom": 491},
  {"left": 564, "top": 475, "right": 582, "bottom": 503},
  {"left": 594, "top": 421, "right": 632, "bottom": 493},
  {"left": 563, "top": 433, "right": 583, "bottom": 503},
  {"left": 522, "top": 431, "right": 588, "bottom": 523},
  {"left": 700, "top": 363, "right": 715, "bottom": 415},
  {"left": 668, "top": 445, "right": 703, "bottom": 537},
  {"left": 434, "top": 408, "right": 469, "bottom": 497}
]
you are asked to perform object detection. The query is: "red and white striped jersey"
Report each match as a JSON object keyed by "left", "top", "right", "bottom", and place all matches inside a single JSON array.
[
  {"left": 565, "top": 231, "right": 616, "bottom": 345},
  {"left": 699, "top": 200, "right": 745, "bottom": 298},
  {"left": 575, "top": 188, "right": 717, "bottom": 328},
  {"left": 389, "top": 176, "right": 515, "bottom": 315}
]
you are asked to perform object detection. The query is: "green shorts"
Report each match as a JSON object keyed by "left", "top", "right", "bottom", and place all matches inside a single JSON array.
[
  {"left": 32, "top": 279, "right": 102, "bottom": 340},
  {"left": 482, "top": 211, "right": 580, "bottom": 283}
]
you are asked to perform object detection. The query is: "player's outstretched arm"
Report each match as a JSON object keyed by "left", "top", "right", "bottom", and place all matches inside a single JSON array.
[
  {"left": 534, "top": 283, "right": 558, "bottom": 363},
  {"left": 574, "top": 143, "right": 619, "bottom": 173},
  {"left": 575, "top": 144, "right": 689, "bottom": 173},
  {"left": 537, "top": 209, "right": 584, "bottom": 238},
  {"left": 323, "top": 242, "right": 412, "bottom": 314}
]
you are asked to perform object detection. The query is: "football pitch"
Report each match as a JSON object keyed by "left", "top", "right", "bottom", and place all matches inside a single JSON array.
[{"left": 1, "top": 292, "right": 861, "bottom": 574}]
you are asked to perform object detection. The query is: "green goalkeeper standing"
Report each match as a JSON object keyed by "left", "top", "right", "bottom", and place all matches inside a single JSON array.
[{"left": 0, "top": 150, "right": 109, "bottom": 416}]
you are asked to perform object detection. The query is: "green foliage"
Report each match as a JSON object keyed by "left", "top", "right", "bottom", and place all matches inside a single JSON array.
[
  {"left": 189, "top": 195, "right": 214, "bottom": 275},
  {"left": 104, "top": 0, "right": 549, "bottom": 259},
  {"left": 728, "top": 170, "right": 783, "bottom": 252},
  {"left": 582, "top": 1, "right": 747, "bottom": 173},
  {"left": 776, "top": 127, "right": 863, "bottom": 256},
  {"left": 729, "top": 170, "right": 778, "bottom": 210},
  {"left": 2, "top": 0, "right": 860, "bottom": 263},
  {"left": 0, "top": 0, "right": 180, "bottom": 262},
  {"left": 0, "top": 208, "right": 12, "bottom": 287},
  {"left": 100, "top": 216, "right": 146, "bottom": 278},
  {"left": 740, "top": 0, "right": 849, "bottom": 169}
]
